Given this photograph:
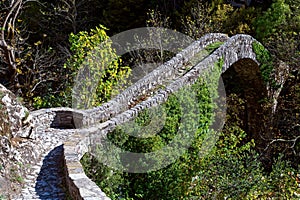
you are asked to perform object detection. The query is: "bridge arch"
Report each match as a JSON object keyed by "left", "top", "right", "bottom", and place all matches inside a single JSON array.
[
  {"left": 221, "top": 57, "right": 268, "bottom": 148},
  {"left": 208, "top": 35, "right": 272, "bottom": 149},
  {"left": 25, "top": 33, "right": 288, "bottom": 199}
]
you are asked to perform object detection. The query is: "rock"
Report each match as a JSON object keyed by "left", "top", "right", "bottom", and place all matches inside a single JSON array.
[{"left": 0, "top": 84, "right": 33, "bottom": 139}]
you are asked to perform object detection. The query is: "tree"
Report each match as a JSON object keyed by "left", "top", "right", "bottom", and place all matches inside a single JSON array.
[
  {"left": 0, "top": 0, "right": 71, "bottom": 108},
  {"left": 181, "top": 0, "right": 260, "bottom": 39},
  {"left": 33, "top": 25, "right": 130, "bottom": 109},
  {"left": 254, "top": 0, "right": 300, "bottom": 69},
  {"left": 254, "top": 0, "right": 291, "bottom": 40},
  {"left": 0, "top": 0, "right": 26, "bottom": 87}
]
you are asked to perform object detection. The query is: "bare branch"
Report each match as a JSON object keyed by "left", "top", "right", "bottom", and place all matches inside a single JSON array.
[
  {"left": 263, "top": 135, "right": 300, "bottom": 155},
  {"left": 0, "top": 0, "right": 24, "bottom": 75}
]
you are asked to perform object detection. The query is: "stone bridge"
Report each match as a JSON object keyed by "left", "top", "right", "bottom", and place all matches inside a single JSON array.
[{"left": 16, "top": 33, "right": 286, "bottom": 199}]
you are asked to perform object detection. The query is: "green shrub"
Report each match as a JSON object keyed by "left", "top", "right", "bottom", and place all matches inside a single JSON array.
[
  {"left": 81, "top": 52, "right": 300, "bottom": 200},
  {"left": 254, "top": 0, "right": 291, "bottom": 40},
  {"left": 33, "top": 25, "right": 130, "bottom": 109},
  {"left": 247, "top": 155, "right": 300, "bottom": 199}
]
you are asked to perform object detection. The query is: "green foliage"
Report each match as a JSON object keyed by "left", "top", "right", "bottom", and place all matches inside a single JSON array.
[
  {"left": 254, "top": 0, "right": 299, "bottom": 69},
  {"left": 187, "top": 90, "right": 259, "bottom": 199},
  {"left": 254, "top": 0, "right": 291, "bottom": 40},
  {"left": 188, "top": 137, "right": 300, "bottom": 199},
  {"left": 224, "top": 6, "right": 259, "bottom": 35},
  {"left": 247, "top": 156, "right": 300, "bottom": 199},
  {"left": 182, "top": 1, "right": 234, "bottom": 39},
  {"left": 82, "top": 59, "right": 223, "bottom": 199},
  {"left": 33, "top": 94, "right": 66, "bottom": 109},
  {"left": 81, "top": 153, "right": 127, "bottom": 200},
  {"left": 67, "top": 25, "right": 130, "bottom": 108},
  {"left": 81, "top": 55, "right": 300, "bottom": 199},
  {"left": 33, "top": 25, "right": 130, "bottom": 109},
  {"left": 252, "top": 41, "right": 274, "bottom": 84},
  {"left": 181, "top": 0, "right": 260, "bottom": 38},
  {"left": 186, "top": 91, "right": 300, "bottom": 199},
  {"left": 189, "top": 140, "right": 260, "bottom": 199}
]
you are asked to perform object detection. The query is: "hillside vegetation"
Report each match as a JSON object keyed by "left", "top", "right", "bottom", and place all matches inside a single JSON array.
[{"left": 0, "top": 0, "right": 299, "bottom": 199}]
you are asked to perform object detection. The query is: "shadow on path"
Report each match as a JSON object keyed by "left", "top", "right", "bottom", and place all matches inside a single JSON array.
[{"left": 35, "top": 145, "right": 67, "bottom": 200}]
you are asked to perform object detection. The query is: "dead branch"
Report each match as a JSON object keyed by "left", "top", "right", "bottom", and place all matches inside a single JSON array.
[{"left": 264, "top": 135, "right": 300, "bottom": 155}]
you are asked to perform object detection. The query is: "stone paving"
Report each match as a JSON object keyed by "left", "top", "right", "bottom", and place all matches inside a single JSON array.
[{"left": 14, "top": 128, "right": 76, "bottom": 200}]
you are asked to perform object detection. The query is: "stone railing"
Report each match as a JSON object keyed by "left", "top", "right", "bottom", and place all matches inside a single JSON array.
[
  {"left": 63, "top": 129, "right": 110, "bottom": 199},
  {"left": 84, "top": 33, "right": 229, "bottom": 126},
  {"left": 26, "top": 34, "right": 286, "bottom": 199}
]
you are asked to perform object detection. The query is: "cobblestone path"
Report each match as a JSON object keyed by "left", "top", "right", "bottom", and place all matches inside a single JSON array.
[{"left": 14, "top": 129, "right": 75, "bottom": 200}]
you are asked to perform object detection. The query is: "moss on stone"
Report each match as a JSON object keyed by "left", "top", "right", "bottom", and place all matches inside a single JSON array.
[{"left": 205, "top": 41, "right": 225, "bottom": 53}]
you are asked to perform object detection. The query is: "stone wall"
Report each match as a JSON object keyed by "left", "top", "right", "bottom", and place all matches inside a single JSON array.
[
  {"left": 84, "top": 33, "right": 229, "bottom": 126},
  {"left": 0, "top": 84, "right": 37, "bottom": 197},
  {"left": 63, "top": 130, "right": 110, "bottom": 200}
]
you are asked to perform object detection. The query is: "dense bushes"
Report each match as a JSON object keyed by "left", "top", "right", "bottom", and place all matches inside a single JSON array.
[
  {"left": 81, "top": 62, "right": 221, "bottom": 199},
  {"left": 82, "top": 79, "right": 300, "bottom": 199},
  {"left": 81, "top": 88, "right": 300, "bottom": 199}
]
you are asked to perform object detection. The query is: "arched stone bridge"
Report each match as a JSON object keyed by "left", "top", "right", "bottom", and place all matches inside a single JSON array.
[{"left": 19, "top": 33, "right": 287, "bottom": 199}]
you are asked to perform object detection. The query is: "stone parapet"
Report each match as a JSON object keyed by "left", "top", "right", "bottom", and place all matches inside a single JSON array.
[
  {"left": 31, "top": 107, "right": 89, "bottom": 129},
  {"left": 63, "top": 131, "right": 110, "bottom": 200},
  {"left": 84, "top": 33, "right": 229, "bottom": 125}
]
